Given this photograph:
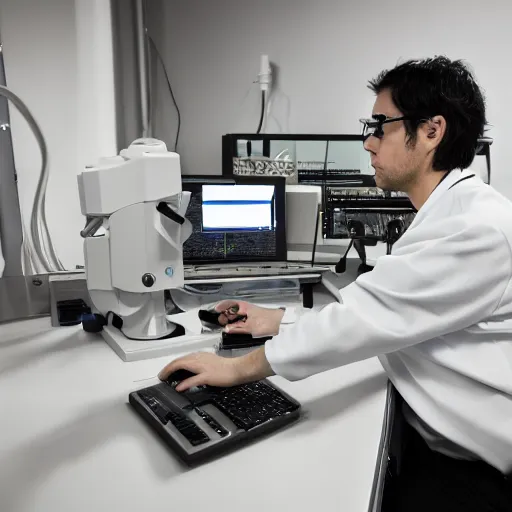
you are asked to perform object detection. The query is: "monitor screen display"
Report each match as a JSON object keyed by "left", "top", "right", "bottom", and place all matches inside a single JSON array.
[
  {"left": 182, "top": 177, "right": 286, "bottom": 263},
  {"left": 201, "top": 184, "right": 275, "bottom": 233}
]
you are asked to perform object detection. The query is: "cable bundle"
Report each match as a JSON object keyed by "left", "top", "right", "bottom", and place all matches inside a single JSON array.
[{"left": 0, "top": 85, "right": 65, "bottom": 274}]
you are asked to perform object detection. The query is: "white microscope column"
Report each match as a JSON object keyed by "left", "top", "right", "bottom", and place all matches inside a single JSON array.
[{"left": 77, "top": 139, "right": 194, "bottom": 361}]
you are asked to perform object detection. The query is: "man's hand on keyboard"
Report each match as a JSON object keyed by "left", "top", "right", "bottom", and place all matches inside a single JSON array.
[
  {"left": 215, "top": 300, "right": 285, "bottom": 337},
  {"left": 158, "top": 348, "right": 274, "bottom": 392},
  {"left": 158, "top": 352, "right": 244, "bottom": 391}
]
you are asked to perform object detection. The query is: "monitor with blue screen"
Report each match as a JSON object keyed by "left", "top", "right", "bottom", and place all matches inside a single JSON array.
[
  {"left": 201, "top": 184, "right": 275, "bottom": 233},
  {"left": 182, "top": 176, "right": 286, "bottom": 264}
]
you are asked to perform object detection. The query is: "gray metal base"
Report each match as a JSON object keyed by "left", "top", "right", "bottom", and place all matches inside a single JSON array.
[
  {"left": 101, "top": 324, "right": 221, "bottom": 362},
  {"left": 0, "top": 274, "right": 50, "bottom": 323}
]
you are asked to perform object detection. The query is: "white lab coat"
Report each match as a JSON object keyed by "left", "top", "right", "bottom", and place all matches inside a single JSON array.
[{"left": 265, "top": 169, "right": 512, "bottom": 474}]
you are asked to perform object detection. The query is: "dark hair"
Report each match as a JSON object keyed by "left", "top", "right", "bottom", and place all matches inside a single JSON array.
[{"left": 368, "top": 56, "right": 487, "bottom": 171}]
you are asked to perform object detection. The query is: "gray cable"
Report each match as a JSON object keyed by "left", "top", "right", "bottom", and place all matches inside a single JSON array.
[{"left": 0, "top": 85, "right": 65, "bottom": 272}]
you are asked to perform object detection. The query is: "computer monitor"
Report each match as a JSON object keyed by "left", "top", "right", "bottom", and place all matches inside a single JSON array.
[{"left": 182, "top": 176, "right": 286, "bottom": 264}]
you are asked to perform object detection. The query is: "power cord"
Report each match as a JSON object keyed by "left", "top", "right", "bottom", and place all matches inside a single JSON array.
[
  {"left": 147, "top": 33, "right": 181, "bottom": 152},
  {"left": 256, "top": 90, "right": 266, "bottom": 134},
  {"left": 256, "top": 55, "right": 271, "bottom": 134}
]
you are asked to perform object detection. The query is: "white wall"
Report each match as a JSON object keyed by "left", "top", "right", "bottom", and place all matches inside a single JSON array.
[
  {"left": 0, "top": 0, "right": 116, "bottom": 272},
  {"left": 1, "top": 0, "right": 509, "bottom": 270},
  {"left": 147, "top": 0, "right": 512, "bottom": 198}
]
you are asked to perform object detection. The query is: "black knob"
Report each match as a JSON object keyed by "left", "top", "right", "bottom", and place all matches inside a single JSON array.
[
  {"left": 82, "top": 313, "right": 106, "bottom": 333},
  {"left": 347, "top": 220, "right": 365, "bottom": 238},
  {"left": 142, "top": 273, "right": 155, "bottom": 287}
]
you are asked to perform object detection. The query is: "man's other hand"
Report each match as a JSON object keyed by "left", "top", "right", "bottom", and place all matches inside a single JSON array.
[{"left": 215, "top": 300, "right": 285, "bottom": 337}]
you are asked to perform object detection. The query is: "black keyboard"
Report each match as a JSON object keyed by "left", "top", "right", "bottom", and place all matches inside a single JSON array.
[{"left": 129, "top": 380, "right": 301, "bottom": 465}]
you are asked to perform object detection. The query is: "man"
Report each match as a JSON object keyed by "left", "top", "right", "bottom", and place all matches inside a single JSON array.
[{"left": 160, "top": 57, "right": 512, "bottom": 510}]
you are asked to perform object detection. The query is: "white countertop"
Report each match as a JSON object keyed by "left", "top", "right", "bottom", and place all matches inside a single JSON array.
[{"left": 0, "top": 284, "right": 388, "bottom": 512}]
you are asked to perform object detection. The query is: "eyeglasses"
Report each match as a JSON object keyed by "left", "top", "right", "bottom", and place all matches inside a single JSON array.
[{"left": 359, "top": 114, "right": 420, "bottom": 140}]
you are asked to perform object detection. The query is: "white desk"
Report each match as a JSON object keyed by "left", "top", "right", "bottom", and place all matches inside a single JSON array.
[{"left": 0, "top": 275, "right": 388, "bottom": 512}]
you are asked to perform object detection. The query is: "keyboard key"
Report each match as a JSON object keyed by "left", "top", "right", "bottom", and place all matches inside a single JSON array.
[
  {"left": 138, "top": 390, "right": 210, "bottom": 445},
  {"left": 138, "top": 391, "right": 170, "bottom": 425},
  {"left": 195, "top": 408, "right": 229, "bottom": 437},
  {"left": 167, "top": 410, "right": 210, "bottom": 446}
]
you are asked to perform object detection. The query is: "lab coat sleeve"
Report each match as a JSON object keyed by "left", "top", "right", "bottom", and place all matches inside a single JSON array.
[
  {"left": 264, "top": 221, "right": 512, "bottom": 381},
  {"left": 280, "top": 306, "right": 298, "bottom": 324}
]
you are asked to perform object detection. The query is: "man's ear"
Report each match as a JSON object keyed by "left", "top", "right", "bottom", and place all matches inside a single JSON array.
[{"left": 422, "top": 115, "right": 446, "bottom": 148}]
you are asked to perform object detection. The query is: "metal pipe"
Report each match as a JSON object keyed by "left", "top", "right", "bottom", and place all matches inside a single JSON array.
[
  {"left": 80, "top": 217, "right": 104, "bottom": 238},
  {"left": 135, "top": 0, "right": 150, "bottom": 138},
  {"left": 0, "top": 44, "right": 23, "bottom": 276}
]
